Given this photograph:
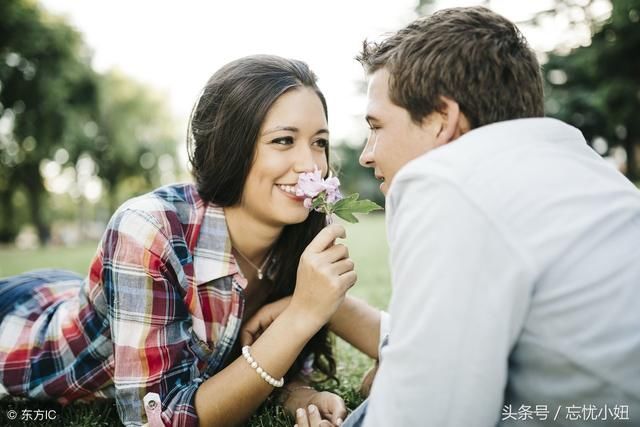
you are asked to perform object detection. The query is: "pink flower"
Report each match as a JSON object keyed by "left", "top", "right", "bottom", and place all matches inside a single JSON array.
[
  {"left": 296, "top": 166, "right": 344, "bottom": 213},
  {"left": 296, "top": 167, "right": 325, "bottom": 198},
  {"left": 295, "top": 165, "right": 382, "bottom": 223},
  {"left": 323, "top": 176, "right": 342, "bottom": 203}
]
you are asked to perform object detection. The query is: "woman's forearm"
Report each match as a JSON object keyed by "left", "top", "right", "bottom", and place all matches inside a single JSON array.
[
  {"left": 328, "top": 295, "right": 381, "bottom": 359},
  {"left": 194, "top": 306, "right": 321, "bottom": 427}
]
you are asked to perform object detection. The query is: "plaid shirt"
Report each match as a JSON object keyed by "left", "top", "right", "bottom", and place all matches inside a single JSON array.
[{"left": 0, "top": 183, "right": 253, "bottom": 426}]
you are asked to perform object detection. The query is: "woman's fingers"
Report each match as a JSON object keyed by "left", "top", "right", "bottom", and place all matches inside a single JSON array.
[
  {"left": 240, "top": 317, "right": 261, "bottom": 347},
  {"left": 305, "top": 224, "right": 346, "bottom": 254},
  {"left": 321, "top": 243, "right": 349, "bottom": 263},
  {"left": 338, "top": 270, "right": 357, "bottom": 290},
  {"left": 330, "top": 258, "right": 355, "bottom": 276},
  {"left": 240, "top": 297, "right": 291, "bottom": 346}
]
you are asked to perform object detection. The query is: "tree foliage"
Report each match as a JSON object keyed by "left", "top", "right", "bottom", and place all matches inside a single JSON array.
[
  {"left": 0, "top": 0, "right": 98, "bottom": 243},
  {"left": 0, "top": 0, "right": 179, "bottom": 244},
  {"left": 544, "top": 0, "right": 640, "bottom": 181}
]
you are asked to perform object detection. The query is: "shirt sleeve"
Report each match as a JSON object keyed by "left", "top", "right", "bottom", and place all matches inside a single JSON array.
[
  {"left": 378, "top": 311, "right": 390, "bottom": 361},
  {"left": 102, "top": 208, "right": 202, "bottom": 427},
  {"left": 363, "top": 173, "right": 535, "bottom": 427}
]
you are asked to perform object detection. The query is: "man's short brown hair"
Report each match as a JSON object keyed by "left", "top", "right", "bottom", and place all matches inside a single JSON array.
[{"left": 357, "top": 6, "right": 544, "bottom": 128}]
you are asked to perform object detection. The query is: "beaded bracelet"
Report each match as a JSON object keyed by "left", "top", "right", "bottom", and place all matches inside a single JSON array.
[{"left": 242, "top": 345, "right": 285, "bottom": 388}]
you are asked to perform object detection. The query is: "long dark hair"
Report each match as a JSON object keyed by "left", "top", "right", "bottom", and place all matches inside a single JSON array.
[{"left": 187, "top": 55, "right": 336, "bottom": 383}]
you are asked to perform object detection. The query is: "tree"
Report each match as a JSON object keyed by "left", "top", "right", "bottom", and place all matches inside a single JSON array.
[
  {"left": 91, "top": 70, "right": 178, "bottom": 214},
  {"left": 544, "top": 0, "right": 640, "bottom": 181},
  {"left": 1, "top": 1, "right": 180, "bottom": 244},
  {"left": 0, "top": 0, "right": 98, "bottom": 243}
]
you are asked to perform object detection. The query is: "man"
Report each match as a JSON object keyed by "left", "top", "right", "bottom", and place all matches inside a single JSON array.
[{"left": 293, "top": 5, "right": 640, "bottom": 427}]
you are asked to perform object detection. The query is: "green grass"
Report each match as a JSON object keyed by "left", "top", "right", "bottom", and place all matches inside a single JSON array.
[{"left": 0, "top": 214, "right": 390, "bottom": 426}]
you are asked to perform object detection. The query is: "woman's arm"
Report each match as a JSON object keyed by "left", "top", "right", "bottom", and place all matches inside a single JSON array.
[
  {"left": 105, "top": 207, "right": 354, "bottom": 427},
  {"left": 194, "top": 305, "right": 320, "bottom": 426},
  {"left": 194, "top": 224, "right": 355, "bottom": 426},
  {"left": 242, "top": 295, "right": 383, "bottom": 362}
]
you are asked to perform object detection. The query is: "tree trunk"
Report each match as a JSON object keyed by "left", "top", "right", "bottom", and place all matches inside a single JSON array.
[
  {"left": 22, "top": 164, "right": 50, "bottom": 246},
  {"left": 0, "top": 190, "right": 17, "bottom": 243}
]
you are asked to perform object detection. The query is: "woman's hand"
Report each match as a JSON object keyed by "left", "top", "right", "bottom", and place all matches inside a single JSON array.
[
  {"left": 289, "top": 390, "right": 347, "bottom": 427},
  {"left": 288, "top": 224, "right": 357, "bottom": 331},
  {"left": 241, "top": 296, "right": 291, "bottom": 346}
]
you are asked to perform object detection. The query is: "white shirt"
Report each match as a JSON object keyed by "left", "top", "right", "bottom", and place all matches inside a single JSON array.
[{"left": 364, "top": 118, "right": 640, "bottom": 427}]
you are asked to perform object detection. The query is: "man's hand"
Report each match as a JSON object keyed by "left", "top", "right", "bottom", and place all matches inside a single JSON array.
[
  {"left": 304, "top": 391, "right": 347, "bottom": 426},
  {"left": 295, "top": 404, "right": 334, "bottom": 427},
  {"left": 294, "top": 391, "right": 347, "bottom": 427}
]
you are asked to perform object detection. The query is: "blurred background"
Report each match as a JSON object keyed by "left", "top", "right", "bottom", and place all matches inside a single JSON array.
[
  {"left": 0, "top": 1, "right": 638, "bottom": 424},
  {"left": 0, "top": 0, "right": 638, "bottom": 254}
]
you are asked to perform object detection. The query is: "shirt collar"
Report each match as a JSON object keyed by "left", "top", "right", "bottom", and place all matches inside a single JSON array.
[{"left": 192, "top": 201, "right": 245, "bottom": 288}]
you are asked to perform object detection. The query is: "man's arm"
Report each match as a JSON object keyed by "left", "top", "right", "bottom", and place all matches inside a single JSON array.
[
  {"left": 329, "top": 295, "right": 383, "bottom": 360},
  {"left": 363, "top": 173, "right": 534, "bottom": 427}
]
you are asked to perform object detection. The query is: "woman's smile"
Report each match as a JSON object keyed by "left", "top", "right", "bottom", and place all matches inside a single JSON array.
[{"left": 275, "top": 183, "right": 305, "bottom": 202}]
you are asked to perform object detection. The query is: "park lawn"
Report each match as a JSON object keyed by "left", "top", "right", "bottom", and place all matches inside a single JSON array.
[{"left": 0, "top": 214, "right": 391, "bottom": 426}]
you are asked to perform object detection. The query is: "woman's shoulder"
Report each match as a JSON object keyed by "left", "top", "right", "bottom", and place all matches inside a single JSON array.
[
  {"left": 107, "top": 183, "right": 205, "bottom": 237},
  {"left": 115, "top": 183, "right": 199, "bottom": 212}
]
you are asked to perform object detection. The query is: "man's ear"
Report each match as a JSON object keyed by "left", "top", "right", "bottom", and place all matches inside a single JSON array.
[{"left": 432, "top": 96, "right": 469, "bottom": 146}]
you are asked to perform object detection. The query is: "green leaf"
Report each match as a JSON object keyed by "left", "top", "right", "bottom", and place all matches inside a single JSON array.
[
  {"left": 334, "top": 210, "right": 359, "bottom": 223},
  {"left": 331, "top": 193, "right": 383, "bottom": 223},
  {"left": 332, "top": 193, "right": 359, "bottom": 211},
  {"left": 333, "top": 199, "right": 383, "bottom": 215}
]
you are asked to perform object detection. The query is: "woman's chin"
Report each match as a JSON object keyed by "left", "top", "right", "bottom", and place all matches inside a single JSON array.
[{"left": 277, "top": 207, "right": 311, "bottom": 226}]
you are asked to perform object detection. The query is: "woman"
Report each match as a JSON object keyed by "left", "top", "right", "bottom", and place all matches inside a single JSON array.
[{"left": 0, "top": 55, "right": 360, "bottom": 426}]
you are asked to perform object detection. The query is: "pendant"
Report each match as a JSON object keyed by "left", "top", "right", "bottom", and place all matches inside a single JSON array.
[{"left": 257, "top": 270, "right": 263, "bottom": 280}]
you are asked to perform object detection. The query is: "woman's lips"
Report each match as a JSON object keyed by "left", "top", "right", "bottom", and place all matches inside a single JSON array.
[{"left": 275, "top": 185, "right": 305, "bottom": 201}]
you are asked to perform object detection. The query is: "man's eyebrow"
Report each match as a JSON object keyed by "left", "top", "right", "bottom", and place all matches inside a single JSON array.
[{"left": 262, "top": 126, "right": 329, "bottom": 136}]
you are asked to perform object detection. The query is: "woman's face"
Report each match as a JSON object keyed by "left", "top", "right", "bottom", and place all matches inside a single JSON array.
[{"left": 241, "top": 87, "right": 329, "bottom": 227}]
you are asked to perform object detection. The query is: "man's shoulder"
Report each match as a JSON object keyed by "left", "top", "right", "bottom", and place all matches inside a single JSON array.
[{"left": 392, "top": 117, "right": 589, "bottom": 195}]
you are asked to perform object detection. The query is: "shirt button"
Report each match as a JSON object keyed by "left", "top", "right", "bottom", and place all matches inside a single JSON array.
[{"left": 147, "top": 399, "right": 157, "bottom": 410}]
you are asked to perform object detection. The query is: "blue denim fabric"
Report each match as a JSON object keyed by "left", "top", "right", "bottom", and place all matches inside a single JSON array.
[
  {"left": 0, "top": 269, "right": 82, "bottom": 320},
  {"left": 342, "top": 399, "right": 369, "bottom": 427}
]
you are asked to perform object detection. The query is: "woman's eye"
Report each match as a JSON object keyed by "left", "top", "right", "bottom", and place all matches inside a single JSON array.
[
  {"left": 271, "top": 137, "right": 294, "bottom": 145},
  {"left": 313, "top": 138, "right": 329, "bottom": 148}
]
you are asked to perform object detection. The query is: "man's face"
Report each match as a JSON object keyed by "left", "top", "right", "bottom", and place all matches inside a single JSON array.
[{"left": 359, "top": 68, "right": 445, "bottom": 196}]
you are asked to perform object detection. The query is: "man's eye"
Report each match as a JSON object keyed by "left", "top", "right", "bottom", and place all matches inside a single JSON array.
[
  {"left": 272, "top": 137, "right": 294, "bottom": 145},
  {"left": 313, "top": 138, "right": 329, "bottom": 148}
]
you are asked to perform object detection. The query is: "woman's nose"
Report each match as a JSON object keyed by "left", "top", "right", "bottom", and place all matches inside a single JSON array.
[{"left": 293, "top": 144, "right": 317, "bottom": 173}]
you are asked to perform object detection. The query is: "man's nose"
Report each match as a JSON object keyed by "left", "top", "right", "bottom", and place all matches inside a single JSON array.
[{"left": 359, "top": 134, "right": 376, "bottom": 168}]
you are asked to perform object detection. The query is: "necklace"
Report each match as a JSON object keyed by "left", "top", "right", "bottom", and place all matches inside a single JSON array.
[{"left": 233, "top": 247, "right": 272, "bottom": 280}]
